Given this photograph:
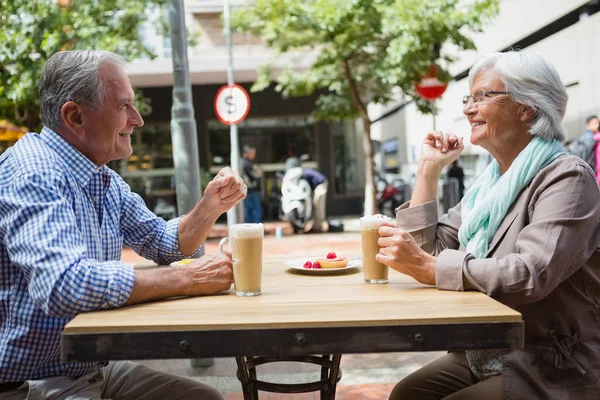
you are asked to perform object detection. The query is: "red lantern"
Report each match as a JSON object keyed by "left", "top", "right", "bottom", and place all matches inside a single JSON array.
[{"left": 414, "top": 64, "right": 448, "bottom": 101}]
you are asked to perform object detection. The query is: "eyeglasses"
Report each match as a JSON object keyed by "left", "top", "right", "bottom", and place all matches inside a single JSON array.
[{"left": 462, "top": 90, "right": 509, "bottom": 106}]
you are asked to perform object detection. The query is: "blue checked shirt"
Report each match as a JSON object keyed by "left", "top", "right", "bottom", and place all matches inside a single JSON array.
[{"left": 0, "top": 127, "right": 195, "bottom": 382}]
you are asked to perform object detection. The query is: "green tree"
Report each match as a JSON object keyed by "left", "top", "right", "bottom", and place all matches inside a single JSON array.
[
  {"left": 0, "top": 0, "right": 166, "bottom": 131},
  {"left": 232, "top": 0, "right": 499, "bottom": 215}
]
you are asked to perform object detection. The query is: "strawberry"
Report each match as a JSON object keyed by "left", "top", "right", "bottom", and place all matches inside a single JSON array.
[
  {"left": 313, "top": 261, "right": 322, "bottom": 269},
  {"left": 326, "top": 252, "right": 337, "bottom": 259},
  {"left": 303, "top": 260, "right": 313, "bottom": 269}
]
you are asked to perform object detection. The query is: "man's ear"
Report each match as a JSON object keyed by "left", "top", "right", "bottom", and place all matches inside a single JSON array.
[
  {"left": 519, "top": 105, "right": 536, "bottom": 122},
  {"left": 61, "top": 102, "right": 85, "bottom": 136}
]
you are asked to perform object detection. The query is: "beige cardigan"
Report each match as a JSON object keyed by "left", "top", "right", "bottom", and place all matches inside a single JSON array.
[{"left": 396, "top": 154, "right": 600, "bottom": 399}]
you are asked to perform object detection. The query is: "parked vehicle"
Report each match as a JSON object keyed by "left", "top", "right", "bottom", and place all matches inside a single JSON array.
[
  {"left": 376, "top": 173, "right": 407, "bottom": 218},
  {"left": 280, "top": 166, "right": 313, "bottom": 233}
]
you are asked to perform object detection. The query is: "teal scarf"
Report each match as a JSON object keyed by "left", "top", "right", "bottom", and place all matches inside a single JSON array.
[{"left": 458, "top": 136, "right": 564, "bottom": 258}]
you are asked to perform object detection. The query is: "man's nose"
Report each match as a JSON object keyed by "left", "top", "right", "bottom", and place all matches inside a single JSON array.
[{"left": 129, "top": 105, "right": 144, "bottom": 128}]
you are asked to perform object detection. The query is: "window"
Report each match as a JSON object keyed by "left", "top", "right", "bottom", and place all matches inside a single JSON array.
[{"left": 332, "top": 121, "right": 364, "bottom": 195}]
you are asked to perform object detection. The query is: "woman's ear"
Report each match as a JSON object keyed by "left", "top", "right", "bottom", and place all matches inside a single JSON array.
[
  {"left": 61, "top": 101, "right": 85, "bottom": 137},
  {"left": 519, "top": 105, "right": 536, "bottom": 122}
]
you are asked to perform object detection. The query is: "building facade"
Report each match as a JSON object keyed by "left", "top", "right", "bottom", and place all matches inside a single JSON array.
[{"left": 373, "top": 0, "right": 600, "bottom": 187}]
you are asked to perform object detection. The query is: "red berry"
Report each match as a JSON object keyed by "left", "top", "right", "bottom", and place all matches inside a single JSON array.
[
  {"left": 326, "top": 252, "right": 337, "bottom": 259},
  {"left": 313, "top": 261, "right": 322, "bottom": 269},
  {"left": 303, "top": 260, "right": 313, "bottom": 269}
]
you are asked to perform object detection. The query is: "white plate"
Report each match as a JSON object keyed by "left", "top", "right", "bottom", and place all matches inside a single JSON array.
[{"left": 284, "top": 257, "right": 361, "bottom": 274}]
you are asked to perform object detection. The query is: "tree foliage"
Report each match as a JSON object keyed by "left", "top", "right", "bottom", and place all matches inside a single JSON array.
[
  {"left": 0, "top": 0, "right": 166, "bottom": 130},
  {"left": 232, "top": 0, "right": 499, "bottom": 214},
  {"left": 232, "top": 0, "right": 498, "bottom": 118}
]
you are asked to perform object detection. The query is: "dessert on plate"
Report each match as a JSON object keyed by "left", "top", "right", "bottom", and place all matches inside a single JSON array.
[{"left": 303, "top": 252, "right": 349, "bottom": 269}]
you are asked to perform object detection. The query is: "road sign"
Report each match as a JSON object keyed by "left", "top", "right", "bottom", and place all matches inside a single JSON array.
[
  {"left": 414, "top": 64, "right": 448, "bottom": 100},
  {"left": 214, "top": 84, "right": 250, "bottom": 125}
]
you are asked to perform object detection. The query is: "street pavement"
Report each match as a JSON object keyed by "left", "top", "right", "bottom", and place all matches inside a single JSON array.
[{"left": 120, "top": 217, "right": 442, "bottom": 399}]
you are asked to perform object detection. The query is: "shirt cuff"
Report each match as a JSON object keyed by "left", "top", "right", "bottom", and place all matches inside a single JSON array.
[
  {"left": 396, "top": 200, "right": 439, "bottom": 232},
  {"left": 435, "top": 249, "right": 468, "bottom": 291},
  {"left": 104, "top": 262, "right": 136, "bottom": 308}
]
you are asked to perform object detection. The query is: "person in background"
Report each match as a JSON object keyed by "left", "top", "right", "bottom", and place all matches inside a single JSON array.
[
  {"left": 302, "top": 167, "right": 329, "bottom": 232},
  {"left": 447, "top": 159, "right": 465, "bottom": 198},
  {"left": 0, "top": 50, "right": 247, "bottom": 400},
  {"left": 241, "top": 144, "right": 263, "bottom": 223},
  {"left": 380, "top": 51, "right": 600, "bottom": 399},
  {"left": 594, "top": 127, "right": 600, "bottom": 184},
  {"left": 566, "top": 114, "right": 599, "bottom": 170}
]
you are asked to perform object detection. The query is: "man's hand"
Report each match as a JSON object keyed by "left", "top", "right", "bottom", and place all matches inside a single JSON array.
[
  {"left": 375, "top": 223, "right": 436, "bottom": 285},
  {"left": 180, "top": 252, "right": 233, "bottom": 296},
  {"left": 125, "top": 252, "right": 234, "bottom": 305},
  {"left": 177, "top": 168, "right": 246, "bottom": 255},
  {"left": 202, "top": 167, "right": 247, "bottom": 215}
]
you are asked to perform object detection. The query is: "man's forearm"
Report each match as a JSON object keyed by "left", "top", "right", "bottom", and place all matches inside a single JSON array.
[
  {"left": 177, "top": 198, "right": 221, "bottom": 255},
  {"left": 125, "top": 267, "right": 186, "bottom": 305}
]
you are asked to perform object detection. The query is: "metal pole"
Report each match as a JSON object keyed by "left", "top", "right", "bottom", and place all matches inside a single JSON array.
[
  {"left": 169, "top": 0, "right": 214, "bottom": 368},
  {"left": 168, "top": 0, "right": 203, "bottom": 248},
  {"left": 223, "top": 0, "right": 243, "bottom": 227}
]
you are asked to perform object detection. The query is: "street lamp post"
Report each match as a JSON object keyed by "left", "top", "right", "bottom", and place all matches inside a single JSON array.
[
  {"left": 168, "top": 0, "right": 203, "bottom": 228},
  {"left": 168, "top": 0, "right": 212, "bottom": 368}
]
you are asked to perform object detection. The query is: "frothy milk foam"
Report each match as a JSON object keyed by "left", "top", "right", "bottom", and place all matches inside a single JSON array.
[
  {"left": 360, "top": 215, "right": 393, "bottom": 283},
  {"left": 230, "top": 223, "right": 263, "bottom": 238}
]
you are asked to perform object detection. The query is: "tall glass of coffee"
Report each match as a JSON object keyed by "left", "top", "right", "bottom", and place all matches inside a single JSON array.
[
  {"left": 360, "top": 214, "right": 393, "bottom": 284},
  {"left": 219, "top": 223, "right": 264, "bottom": 296}
]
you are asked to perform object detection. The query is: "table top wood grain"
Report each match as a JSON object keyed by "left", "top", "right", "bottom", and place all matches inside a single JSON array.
[{"left": 64, "top": 256, "right": 522, "bottom": 335}]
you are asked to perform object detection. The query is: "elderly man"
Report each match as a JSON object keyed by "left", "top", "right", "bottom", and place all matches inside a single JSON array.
[{"left": 0, "top": 50, "right": 246, "bottom": 399}]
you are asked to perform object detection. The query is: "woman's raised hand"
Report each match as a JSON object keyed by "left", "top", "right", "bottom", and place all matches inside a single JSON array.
[{"left": 420, "top": 131, "right": 464, "bottom": 169}]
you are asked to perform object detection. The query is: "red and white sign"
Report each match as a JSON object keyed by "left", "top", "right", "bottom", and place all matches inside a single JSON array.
[
  {"left": 214, "top": 84, "right": 251, "bottom": 125},
  {"left": 414, "top": 64, "right": 448, "bottom": 101}
]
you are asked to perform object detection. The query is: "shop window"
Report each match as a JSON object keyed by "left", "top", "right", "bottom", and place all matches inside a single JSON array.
[{"left": 332, "top": 121, "right": 363, "bottom": 195}]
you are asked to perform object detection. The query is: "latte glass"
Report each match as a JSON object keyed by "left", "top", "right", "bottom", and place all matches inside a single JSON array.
[
  {"left": 219, "top": 223, "right": 263, "bottom": 296},
  {"left": 360, "top": 215, "right": 393, "bottom": 284}
]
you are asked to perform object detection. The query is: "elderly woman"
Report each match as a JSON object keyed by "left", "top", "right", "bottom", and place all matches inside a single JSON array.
[{"left": 380, "top": 51, "right": 600, "bottom": 399}]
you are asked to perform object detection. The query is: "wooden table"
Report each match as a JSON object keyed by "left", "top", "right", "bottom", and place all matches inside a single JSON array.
[{"left": 62, "top": 256, "right": 523, "bottom": 398}]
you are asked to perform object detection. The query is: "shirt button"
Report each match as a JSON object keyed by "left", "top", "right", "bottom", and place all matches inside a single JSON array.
[{"left": 93, "top": 196, "right": 99, "bottom": 202}]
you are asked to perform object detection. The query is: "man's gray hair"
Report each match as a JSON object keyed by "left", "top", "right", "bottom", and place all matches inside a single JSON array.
[
  {"left": 468, "top": 51, "right": 568, "bottom": 142},
  {"left": 40, "top": 50, "right": 125, "bottom": 131}
]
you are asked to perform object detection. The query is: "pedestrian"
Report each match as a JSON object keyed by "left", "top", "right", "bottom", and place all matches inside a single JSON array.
[
  {"left": 302, "top": 167, "right": 329, "bottom": 232},
  {"left": 0, "top": 50, "right": 247, "bottom": 399},
  {"left": 380, "top": 51, "right": 600, "bottom": 399},
  {"left": 447, "top": 159, "right": 465, "bottom": 198},
  {"left": 566, "top": 114, "right": 599, "bottom": 169},
  {"left": 241, "top": 144, "right": 263, "bottom": 223}
]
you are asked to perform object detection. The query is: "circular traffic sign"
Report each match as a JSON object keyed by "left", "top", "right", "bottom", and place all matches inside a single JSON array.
[
  {"left": 414, "top": 64, "right": 448, "bottom": 101},
  {"left": 214, "top": 84, "right": 251, "bottom": 125}
]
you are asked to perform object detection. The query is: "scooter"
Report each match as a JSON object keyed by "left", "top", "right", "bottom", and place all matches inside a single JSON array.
[
  {"left": 376, "top": 175, "right": 406, "bottom": 218},
  {"left": 280, "top": 166, "right": 313, "bottom": 233}
]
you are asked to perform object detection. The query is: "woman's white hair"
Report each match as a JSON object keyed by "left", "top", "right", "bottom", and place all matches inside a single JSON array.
[
  {"left": 468, "top": 51, "right": 568, "bottom": 142},
  {"left": 40, "top": 50, "right": 125, "bottom": 132}
]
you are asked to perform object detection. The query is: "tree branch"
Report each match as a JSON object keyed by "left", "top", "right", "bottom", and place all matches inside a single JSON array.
[{"left": 342, "top": 57, "right": 370, "bottom": 124}]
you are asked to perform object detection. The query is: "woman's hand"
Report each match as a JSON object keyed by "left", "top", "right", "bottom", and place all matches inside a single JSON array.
[
  {"left": 375, "top": 223, "right": 436, "bottom": 285},
  {"left": 420, "top": 131, "right": 464, "bottom": 171}
]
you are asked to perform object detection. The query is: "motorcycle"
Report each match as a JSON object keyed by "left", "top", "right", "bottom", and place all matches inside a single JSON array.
[
  {"left": 280, "top": 166, "right": 314, "bottom": 233},
  {"left": 376, "top": 174, "right": 407, "bottom": 218}
]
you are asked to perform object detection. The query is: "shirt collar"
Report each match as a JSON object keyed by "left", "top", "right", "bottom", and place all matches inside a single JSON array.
[{"left": 40, "top": 126, "right": 107, "bottom": 186}]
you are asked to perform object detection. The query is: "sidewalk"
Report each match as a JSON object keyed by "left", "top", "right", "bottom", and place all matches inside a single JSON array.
[{"left": 121, "top": 220, "right": 442, "bottom": 399}]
